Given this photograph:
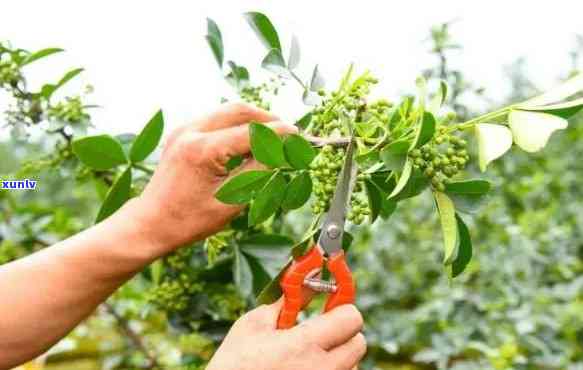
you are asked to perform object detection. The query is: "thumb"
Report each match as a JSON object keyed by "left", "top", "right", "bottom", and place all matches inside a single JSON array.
[{"left": 243, "top": 298, "right": 285, "bottom": 330}]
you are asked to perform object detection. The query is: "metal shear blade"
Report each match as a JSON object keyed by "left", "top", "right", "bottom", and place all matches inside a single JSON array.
[{"left": 317, "top": 137, "right": 357, "bottom": 256}]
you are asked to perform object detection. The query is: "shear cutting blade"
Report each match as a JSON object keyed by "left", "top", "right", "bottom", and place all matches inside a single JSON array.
[{"left": 318, "top": 138, "right": 357, "bottom": 255}]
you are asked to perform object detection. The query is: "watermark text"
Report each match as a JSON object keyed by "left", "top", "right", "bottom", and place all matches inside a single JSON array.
[{"left": 1, "top": 179, "right": 37, "bottom": 190}]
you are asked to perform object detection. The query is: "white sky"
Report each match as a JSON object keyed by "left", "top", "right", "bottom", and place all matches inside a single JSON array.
[{"left": 1, "top": 0, "right": 582, "bottom": 135}]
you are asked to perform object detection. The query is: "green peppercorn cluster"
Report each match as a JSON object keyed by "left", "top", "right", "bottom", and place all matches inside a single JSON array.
[
  {"left": 147, "top": 248, "right": 201, "bottom": 311},
  {"left": 48, "top": 96, "right": 90, "bottom": 125},
  {"left": 0, "top": 61, "right": 21, "bottom": 88},
  {"left": 239, "top": 77, "right": 284, "bottom": 111},
  {"left": 310, "top": 145, "right": 343, "bottom": 214},
  {"left": 347, "top": 174, "right": 372, "bottom": 225},
  {"left": 147, "top": 276, "right": 203, "bottom": 312},
  {"left": 306, "top": 72, "right": 389, "bottom": 224},
  {"left": 409, "top": 128, "right": 469, "bottom": 191},
  {"left": 310, "top": 73, "right": 380, "bottom": 137}
]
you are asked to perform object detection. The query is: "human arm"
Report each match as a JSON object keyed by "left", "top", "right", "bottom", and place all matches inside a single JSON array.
[{"left": 0, "top": 103, "right": 296, "bottom": 368}]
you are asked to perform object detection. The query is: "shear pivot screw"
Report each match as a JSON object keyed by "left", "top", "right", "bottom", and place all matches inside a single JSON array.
[{"left": 326, "top": 224, "right": 341, "bottom": 239}]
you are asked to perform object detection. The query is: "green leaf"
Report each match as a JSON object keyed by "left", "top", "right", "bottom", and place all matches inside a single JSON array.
[
  {"left": 388, "top": 159, "right": 413, "bottom": 199},
  {"left": 243, "top": 12, "right": 282, "bottom": 52},
  {"left": 250, "top": 122, "right": 287, "bottom": 168},
  {"left": 445, "top": 180, "right": 491, "bottom": 195},
  {"left": 369, "top": 171, "right": 396, "bottom": 194},
  {"left": 240, "top": 234, "right": 293, "bottom": 277},
  {"left": 282, "top": 172, "right": 312, "bottom": 210},
  {"left": 249, "top": 172, "right": 287, "bottom": 226},
  {"left": 21, "top": 48, "right": 64, "bottom": 66},
  {"left": 428, "top": 80, "right": 448, "bottom": 114},
  {"left": 508, "top": 110, "right": 568, "bottom": 153},
  {"left": 445, "top": 180, "right": 492, "bottom": 214},
  {"left": 205, "top": 18, "right": 223, "bottom": 68},
  {"left": 450, "top": 214, "right": 472, "bottom": 278},
  {"left": 364, "top": 180, "right": 382, "bottom": 223},
  {"left": 215, "top": 170, "right": 273, "bottom": 204},
  {"left": 391, "top": 167, "right": 429, "bottom": 201},
  {"left": 390, "top": 96, "right": 415, "bottom": 129},
  {"left": 233, "top": 244, "right": 253, "bottom": 297},
  {"left": 518, "top": 96, "right": 583, "bottom": 119},
  {"left": 380, "top": 198, "right": 397, "bottom": 219},
  {"left": 291, "top": 222, "right": 320, "bottom": 258},
  {"left": 256, "top": 262, "right": 289, "bottom": 304},
  {"left": 72, "top": 135, "right": 127, "bottom": 170},
  {"left": 296, "top": 112, "right": 312, "bottom": 129},
  {"left": 380, "top": 140, "right": 410, "bottom": 171},
  {"left": 115, "top": 133, "right": 137, "bottom": 157},
  {"left": 225, "top": 155, "right": 244, "bottom": 171},
  {"left": 150, "top": 259, "right": 163, "bottom": 286},
  {"left": 475, "top": 123, "right": 513, "bottom": 172},
  {"left": 261, "top": 49, "right": 288, "bottom": 75},
  {"left": 411, "top": 112, "right": 436, "bottom": 149},
  {"left": 523, "top": 73, "right": 583, "bottom": 107},
  {"left": 283, "top": 134, "right": 316, "bottom": 170},
  {"left": 130, "top": 110, "right": 164, "bottom": 162},
  {"left": 288, "top": 35, "right": 301, "bottom": 70},
  {"left": 95, "top": 167, "right": 132, "bottom": 223},
  {"left": 309, "top": 64, "right": 325, "bottom": 91},
  {"left": 434, "top": 191, "right": 458, "bottom": 265},
  {"left": 41, "top": 68, "right": 84, "bottom": 99},
  {"left": 225, "top": 61, "right": 250, "bottom": 89},
  {"left": 245, "top": 254, "right": 273, "bottom": 296}
]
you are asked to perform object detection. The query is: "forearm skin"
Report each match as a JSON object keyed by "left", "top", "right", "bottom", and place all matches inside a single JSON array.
[{"left": 0, "top": 198, "right": 166, "bottom": 369}]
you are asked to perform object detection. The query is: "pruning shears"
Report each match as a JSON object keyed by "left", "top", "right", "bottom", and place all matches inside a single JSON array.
[{"left": 277, "top": 135, "right": 358, "bottom": 329}]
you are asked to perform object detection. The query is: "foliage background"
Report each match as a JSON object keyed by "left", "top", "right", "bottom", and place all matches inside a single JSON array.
[{"left": 1, "top": 9, "right": 583, "bottom": 370}]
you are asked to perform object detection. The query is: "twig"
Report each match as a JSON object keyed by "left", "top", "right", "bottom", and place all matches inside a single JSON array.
[
  {"left": 103, "top": 302, "right": 159, "bottom": 369},
  {"left": 305, "top": 135, "right": 351, "bottom": 147}
]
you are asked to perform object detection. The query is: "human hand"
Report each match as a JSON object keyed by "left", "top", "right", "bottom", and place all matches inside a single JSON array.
[
  {"left": 206, "top": 301, "right": 367, "bottom": 370},
  {"left": 128, "top": 103, "right": 297, "bottom": 253}
]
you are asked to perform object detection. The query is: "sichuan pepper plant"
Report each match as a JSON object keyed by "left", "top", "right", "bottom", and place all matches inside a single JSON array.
[
  {"left": 205, "top": 12, "right": 583, "bottom": 301},
  {"left": 3, "top": 12, "right": 583, "bottom": 368}
]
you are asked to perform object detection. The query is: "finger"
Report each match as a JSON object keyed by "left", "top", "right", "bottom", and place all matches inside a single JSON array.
[
  {"left": 292, "top": 304, "right": 363, "bottom": 350},
  {"left": 328, "top": 333, "right": 367, "bottom": 370},
  {"left": 194, "top": 102, "right": 278, "bottom": 132},
  {"left": 239, "top": 298, "right": 285, "bottom": 331},
  {"left": 210, "top": 120, "right": 298, "bottom": 159}
]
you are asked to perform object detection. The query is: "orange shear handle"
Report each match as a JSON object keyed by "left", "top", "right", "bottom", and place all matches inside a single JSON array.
[{"left": 277, "top": 246, "right": 355, "bottom": 329}]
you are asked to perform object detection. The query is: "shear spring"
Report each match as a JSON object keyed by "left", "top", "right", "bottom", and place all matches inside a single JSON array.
[{"left": 303, "top": 278, "right": 337, "bottom": 293}]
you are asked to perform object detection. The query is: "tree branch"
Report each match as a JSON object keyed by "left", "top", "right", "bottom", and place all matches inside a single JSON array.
[{"left": 103, "top": 302, "right": 159, "bottom": 369}]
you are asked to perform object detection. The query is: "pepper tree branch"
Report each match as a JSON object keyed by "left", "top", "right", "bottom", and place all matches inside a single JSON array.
[{"left": 103, "top": 302, "right": 159, "bottom": 369}]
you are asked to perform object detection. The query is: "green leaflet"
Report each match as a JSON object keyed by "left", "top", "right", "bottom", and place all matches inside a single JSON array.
[
  {"left": 130, "top": 110, "right": 164, "bottom": 163},
  {"left": 248, "top": 172, "right": 287, "bottom": 226},
  {"left": 215, "top": 170, "right": 273, "bottom": 204},
  {"left": 282, "top": 172, "right": 312, "bottom": 210},
  {"left": 450, "top": 213, "right": 473, "bottom": 278},
  {"left": 41, "top": 68, "right": 84, "bottom": 99},
  {"left": 21, "top": 47, "right": 64, "bottom": 66},
  {"left": 205, "top": 18, "right": 223, "bottom": 68},
  {"left": 261, "top": 49, "right": 288, "bottom": 75},
  {"left": 380, "top": 139, "right": 410, "bottom": 171},
  {"left": 434, "top": 191, "right": 458, "bottom": 265},
  {"left": 411, "top": 112, "right": 436, "bottom": 149},
  {"left": 283, "top": 134, "right": 316, "bottom": 170},
  {"left": 244, "top": 12, "right": 282, "bottom": 52},
  {"left": 389, "top": 159, "right": 413, "bottom": 199},
  {"left": 72, "top": 135, "right": 127, "bottom": 170},
  {"left": 364, "top": 179, "right": 382, "bottom": 223},
  {"left": 249, "top": 123, "right": 288, "bottom": 168},
  {"left": 233, "top": 244, "right": 253, "bottom": 298},
  {"left": 288, "top": 35, "right": 301, "bottom": 70},
  {"left": 95, "top": 167, "right": 132, "bottom": 223}
]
